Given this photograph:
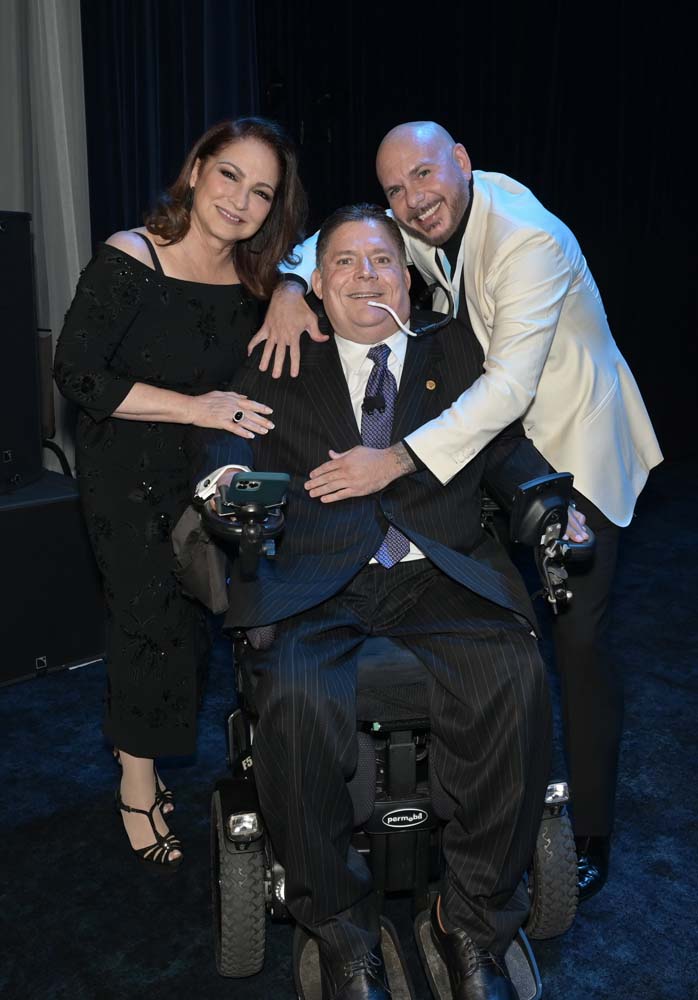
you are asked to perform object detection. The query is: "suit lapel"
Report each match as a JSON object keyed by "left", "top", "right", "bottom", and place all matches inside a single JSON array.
[
  {"left": 297, "top": 332, "right": 445, "bottom": 451},
  {"left": 298, "top": 338, "right": 362, "bottom": 452},
  {"left": 393, "top": 333, "right": 444, "bottom": 443}
]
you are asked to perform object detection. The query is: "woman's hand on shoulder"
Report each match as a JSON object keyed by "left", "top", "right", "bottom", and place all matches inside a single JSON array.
[
  {"left": 105, "top": 230, "right": 153, "bottom": 268},
  {"left": 188, "top": 391, "right": 275, "bottom": 440},
  {"left": 247, "top": 281, "right": 329, "bottom": 379}
]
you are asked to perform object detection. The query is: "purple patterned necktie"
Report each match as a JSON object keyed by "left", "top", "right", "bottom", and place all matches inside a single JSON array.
[{"left": 361, "top": 344, "right": 411, "bottom": 568}]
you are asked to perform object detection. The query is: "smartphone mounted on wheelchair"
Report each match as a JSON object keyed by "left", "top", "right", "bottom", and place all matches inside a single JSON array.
[
  {"left": 510, "top": 472, "right": 595, "bottom": 614},
  {"left": 198, "top": 472, "right": 290, "bottom": 580}
]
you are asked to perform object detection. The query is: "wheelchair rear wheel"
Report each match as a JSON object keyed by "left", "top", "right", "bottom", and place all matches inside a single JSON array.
[
  {"left": 211, "top": 789, "right": 266, "bottom": 976},
  {"left": 525, "top": 811, "right": 578, "bottom": 939}
]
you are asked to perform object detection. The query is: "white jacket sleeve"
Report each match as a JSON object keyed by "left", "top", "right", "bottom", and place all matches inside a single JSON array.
[
  {"left": 405, "top": 231, "right": 573, "bottom": 483},
  {"left": 279, "top": 230, "right": 320, "bottom": 287}
]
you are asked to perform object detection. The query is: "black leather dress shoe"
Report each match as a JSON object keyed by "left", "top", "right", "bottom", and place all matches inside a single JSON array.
[
  {"left": 318, "top": 941, "right": 391, "bottom": 999},
  {"left": 576, "top": 835, "right": 610, "bottom": 901},
  {"left": 429, "top": 904, "right": 516, "bottom": 1000}
]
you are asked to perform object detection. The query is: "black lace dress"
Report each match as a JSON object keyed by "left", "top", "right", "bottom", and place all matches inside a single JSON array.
[{"left": 54, "top": 242, "right": 257, "bottom": 756}]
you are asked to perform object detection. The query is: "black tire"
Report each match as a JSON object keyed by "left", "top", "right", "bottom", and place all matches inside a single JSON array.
[
  {"left": 211, "top": 790, "right": 266, "bottom": 977},
  {"left": 525, "top": 810, "right": 578, "bottom": 940}
]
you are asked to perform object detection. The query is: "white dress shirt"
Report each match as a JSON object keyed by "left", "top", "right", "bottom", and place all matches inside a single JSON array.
[{"left": 334, "top": 329, "right": 425, "bottom": 563}]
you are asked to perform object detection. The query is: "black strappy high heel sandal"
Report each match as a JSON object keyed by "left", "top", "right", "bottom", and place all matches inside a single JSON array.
[
  {"left": 115, "top": 790, "right": 183, "bottom": 871},
  {"left": 113, "top": 750, "right": 175, "bottom": 814}
]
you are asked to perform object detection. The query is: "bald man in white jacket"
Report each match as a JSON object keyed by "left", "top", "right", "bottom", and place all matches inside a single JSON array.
[{"left": 250, "top": 121, "right": 663, "bottom": 900}]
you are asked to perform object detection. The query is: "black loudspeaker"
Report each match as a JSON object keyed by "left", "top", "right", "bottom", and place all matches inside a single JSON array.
[
  {"left": 0, "top": 471, "right": 106, "bottom": 686},
  {"left": 0, "top": 210, "right": 43, "bottom": 493}
]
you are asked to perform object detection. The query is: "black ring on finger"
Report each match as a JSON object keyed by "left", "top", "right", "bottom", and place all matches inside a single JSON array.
[{"left": 232, "top": 410, "right": 245, "bottom": 424}]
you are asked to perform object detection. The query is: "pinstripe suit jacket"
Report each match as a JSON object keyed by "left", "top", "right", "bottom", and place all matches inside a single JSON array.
[{"left": 205, "top": 318, "right": 549, "bottom": 629}]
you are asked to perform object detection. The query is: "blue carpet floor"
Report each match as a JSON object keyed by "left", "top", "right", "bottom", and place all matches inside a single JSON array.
[{"left": 1, "top": 460, "right": 696, "bottom": 1000}]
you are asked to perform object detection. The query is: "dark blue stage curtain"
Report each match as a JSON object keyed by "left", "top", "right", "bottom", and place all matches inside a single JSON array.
[
  {"left": 80, "top": 0, "right": 258, "bottom": 244},
  {"left": 254, "top": 2, "right": 696, "bottom": 462}
]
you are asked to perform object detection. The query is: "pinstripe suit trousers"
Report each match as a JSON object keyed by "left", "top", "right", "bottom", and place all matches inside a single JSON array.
[{"left": 249, "top": 559, "right": 551, "bottom": 958}]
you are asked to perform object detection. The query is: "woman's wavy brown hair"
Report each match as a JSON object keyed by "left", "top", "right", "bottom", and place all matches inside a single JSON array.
[{"left": 144, "top": 117, "right": 307, "bottom": 299}]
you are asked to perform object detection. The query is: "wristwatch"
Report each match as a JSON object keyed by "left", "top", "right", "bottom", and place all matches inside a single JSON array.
[{"left": 194, "top": 465, "right": 250, "bottom": 502}]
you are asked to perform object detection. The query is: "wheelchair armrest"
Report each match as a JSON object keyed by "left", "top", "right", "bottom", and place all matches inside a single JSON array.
[{"left": 510, "top": 472, "right": 573, "bottom": 547}]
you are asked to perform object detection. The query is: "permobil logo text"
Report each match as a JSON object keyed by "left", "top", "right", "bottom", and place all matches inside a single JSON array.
[{"left": 381, "top": 808, "right": 428, "bottom": 829}]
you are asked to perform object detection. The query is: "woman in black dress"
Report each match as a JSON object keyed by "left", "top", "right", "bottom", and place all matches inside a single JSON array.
[{"left": 54, "top": 117, "right": 306, "bottom": 869}]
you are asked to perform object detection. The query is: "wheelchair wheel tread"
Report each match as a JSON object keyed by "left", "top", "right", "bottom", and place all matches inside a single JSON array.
[
  {"left": 211, "top": 790, "right": 266, "bottom": 977},
  {"left": 525, "top": 812, "right": 578, "bottom": 940}
]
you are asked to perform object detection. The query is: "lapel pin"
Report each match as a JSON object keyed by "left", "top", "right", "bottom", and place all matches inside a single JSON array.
[{"left": 425, "top": 379, "right": 437, "bottom": 391}]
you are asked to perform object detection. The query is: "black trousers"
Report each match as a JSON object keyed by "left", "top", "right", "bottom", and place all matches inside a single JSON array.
[
  {"left": 551, "top": 489, "right": 621, "bottom": 838},
  {"left": 249, "top": 561, "right": 552, "bottom": 958}
]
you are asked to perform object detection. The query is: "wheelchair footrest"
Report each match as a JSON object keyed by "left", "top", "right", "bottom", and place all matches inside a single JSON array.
[
  {"left": 413, "top": 910, "right": 542, "bottom": 1000},
  {"left": 293, "top": 916, "right": 416, "bottom": 1000}
]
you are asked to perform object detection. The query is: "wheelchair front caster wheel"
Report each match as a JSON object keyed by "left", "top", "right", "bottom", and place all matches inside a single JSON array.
[
  {"left": 525, "top": 810, "right": 578, "bottom": 939},
  {"left": 211, "top": 789, "right": 266, "bottom": 977}
]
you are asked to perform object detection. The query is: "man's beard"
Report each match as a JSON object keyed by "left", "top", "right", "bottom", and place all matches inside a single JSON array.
[{"left": 398, "top": 182, "right": 470, "bottom": 248}]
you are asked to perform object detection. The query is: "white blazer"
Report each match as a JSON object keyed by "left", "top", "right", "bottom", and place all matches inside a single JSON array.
[{"left": 283, "top": 172, "right": 663, "bottom": 525}]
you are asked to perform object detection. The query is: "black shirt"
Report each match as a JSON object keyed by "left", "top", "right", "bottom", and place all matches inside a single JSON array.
[
  {"left": 402, "top": 176, "right": 482, "bottom": 471},
  {"left": 436, "top": 174, "right": 475, "bottom": 323}
]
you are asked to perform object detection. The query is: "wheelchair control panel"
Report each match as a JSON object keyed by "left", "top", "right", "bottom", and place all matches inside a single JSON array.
[{"left": 197, "top": 471, "right": 289, "bottom": 579}]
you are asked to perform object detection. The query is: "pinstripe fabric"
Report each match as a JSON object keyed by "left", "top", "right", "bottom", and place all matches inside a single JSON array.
[
  {"left": 201, "top": 317, "right": 553, "bottom": 955},
  {"left": 204, "top": 319, "right": 549, "bottom": 631},
  {"left": 250, "top": 560, "right": 550, "bottom": 955}
]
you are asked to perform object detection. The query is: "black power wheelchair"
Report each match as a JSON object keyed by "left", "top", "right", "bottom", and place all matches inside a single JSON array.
[{"left": 198, "top": 471, "right": 592, "bottom": 1000}]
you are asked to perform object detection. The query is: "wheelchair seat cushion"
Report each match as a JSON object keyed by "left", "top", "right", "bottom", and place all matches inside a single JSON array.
[
  {"left": 238, "top": 635, "right": 431, "bottom": 726},
  {"left": 356, "top": 636, "right": 431, "bottom": 726},
  {"left": 356, "top": 636, "right": 428, "bottom": 688}
]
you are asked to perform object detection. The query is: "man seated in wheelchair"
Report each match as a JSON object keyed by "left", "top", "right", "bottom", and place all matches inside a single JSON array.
[{"left": 196, "top": 204, "right": 582, "bottom": 1000}]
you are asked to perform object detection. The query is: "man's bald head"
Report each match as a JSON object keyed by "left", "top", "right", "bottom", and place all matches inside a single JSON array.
[
  {"left": 376, "top": 121, "right": 471, "bottom": 247},
  {"left": 376, "top": 121, "right": 457, "bottom": 163}
]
